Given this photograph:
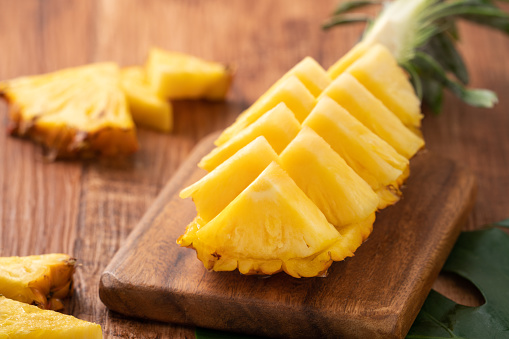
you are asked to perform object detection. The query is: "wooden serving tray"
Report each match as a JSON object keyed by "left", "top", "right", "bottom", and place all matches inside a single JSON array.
[{"left": 99, "top": 132, "right": 477, "bottom": 339}]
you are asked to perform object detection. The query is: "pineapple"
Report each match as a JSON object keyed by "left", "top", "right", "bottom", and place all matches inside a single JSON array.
[
  {"left": 179, "top": 136, "right": 279, "bottom": 232},
  {"left": 337, "top": 44, "right": 423, "bottom": 133},
  {"left": 198, "top": 102, "right": 300, "bottom": 171},
  {"left": 121, "top": 66, "right": 173, "bottom": 133},
  {"left": 279, "top": 126, "right": 379, "bottom": 229},
  {"left": 303, "top": 96, "right": 409, "bottom": 208},
  {"left": 327, "top": 41, "right": 371, "bottom": 80},
  {"left": 320, "top": 73, "right": 424, "bottom": 158},
  {"left": 214, "top": 75, "right": 315, "bottom": 146},
  {"left": 0, "top": 296, "right": 102, "bottom": 338},
  {"left": 0, "top": 63, "right": 138, "bottom": 159},
  {"left": 183, "top": 161, "right": 345, "bottom": 278},
  {"left": 0, "top": 254, "right": 76, "bottom": 311},
  {"left": 146, "top": 48, "right": 234, "bottom": 101}
]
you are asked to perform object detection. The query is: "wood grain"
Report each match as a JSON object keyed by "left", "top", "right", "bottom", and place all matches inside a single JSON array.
[
  {"left": 0, "top": 1, "right": 508, "bottom": 338},
  {"left": 99, "top": 134, "right": 476, "bottom": 339}
]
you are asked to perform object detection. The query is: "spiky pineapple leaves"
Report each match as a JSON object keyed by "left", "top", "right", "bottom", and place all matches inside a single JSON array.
[
  {"left": 408, "top": 219, "right": 509, "bottom": 338},
  {"left": 323, "top": 0, "right": 509, "bottom": 113},
  {"left": 194, "top": 219, "right": 509, "bottom": 339}
]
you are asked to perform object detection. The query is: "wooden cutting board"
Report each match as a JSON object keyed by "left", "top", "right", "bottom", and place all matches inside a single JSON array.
[{"left": 99, "top": 132, "right": 477, "bottom": 339}]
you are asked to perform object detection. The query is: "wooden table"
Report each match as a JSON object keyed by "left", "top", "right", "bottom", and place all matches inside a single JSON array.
[{"left": 1, "top": 1, "right": 508, "bottom": 337}]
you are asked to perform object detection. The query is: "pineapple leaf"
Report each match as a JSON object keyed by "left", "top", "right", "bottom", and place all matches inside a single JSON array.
[
  {"left": 322, "top": 15, "right": 371, "bottom": 30},
  {"left": 401, "top": 62, "right": 423, "bottom": 100},
  {"left": 332, "top": 0, "right": 381, "bottom": 15},
  {"left": 421, "top": 78, "right": 445, "bottom": 114},
  {"left": 413, "top": 51, "right": 498, "bottom": 108}
]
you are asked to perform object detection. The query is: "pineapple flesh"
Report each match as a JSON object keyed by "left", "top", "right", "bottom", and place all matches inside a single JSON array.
[
  {"left": 0, "top": 63, "right": 138, "bottom": 159},
  {"left": 146, "top": 48, "right": 234, "bottom": 101},
  {"left": 121, "top": 66, "right": 173, "bottom": 133},
  {"left": 0, "top": 296, "right": 102, "bottom": 339},
  {"left": 0, "top": 254, "right": 76, "bottom": 311},
  {"left": 198, "top": 102, "right": 300, "bottom": 171}
]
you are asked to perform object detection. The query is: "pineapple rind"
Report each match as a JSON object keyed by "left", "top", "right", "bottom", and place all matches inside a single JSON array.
[
  {"left": 0, "top": 254, "right": 75, "bottom": 310},
  {"left": 0, "top": 296, "right": 102, "bottom": 339}
]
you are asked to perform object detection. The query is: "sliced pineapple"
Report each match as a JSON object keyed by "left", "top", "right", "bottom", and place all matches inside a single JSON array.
[
  {"left": 214, "top": 75, "right": 315, "bottom": 146},
  {"left": 146, "top": 48, "right": 234, "bottom": 101},
  {"left": 0, "top": 63, "right": 138, "bottom": 159},
  {"left": 280, "top": 126, "right": 379, "bottom": 228},
  {"left": 179, "top": 136, "right": 279, "bottom": 234},
  {"left": 303, "top": 96, "right": 409, "bottom": 209},
  {"left": 342, "top": 44, "right": 423, "bottom": 133},
  {"left": 121, "top": 66, "right": 173, "bottom": 133},
  {"left": 0, "top": 254, "right": 75, "bottom": 311},
  {"left": 198, "top": 102, "right": 300, "bottom": 171},
  {"left": 0, "top": 296, "right": 102, "bottom": 338},
  {"left": 186, "top": 162, "right": 343, "bottom": 278},
  {"left": 327, "top": 41, "right": 371, "bottom": 80},
  {"left": 320, "top": 73, "right": 424, "bottom": 158}
]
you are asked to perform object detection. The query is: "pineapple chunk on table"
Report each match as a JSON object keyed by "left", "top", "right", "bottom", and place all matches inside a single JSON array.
[
  {"left": 0, "top": 296, "right": 102, "bottom": 339},
  {"left": 146, "top": 48, "right": 234, "bottom": 101},
  {"left": 121, "top": 66, "right": 173, "bottom": 133},
  {"left": 0, "top": 254, "right": 76, "bottom": 311}
]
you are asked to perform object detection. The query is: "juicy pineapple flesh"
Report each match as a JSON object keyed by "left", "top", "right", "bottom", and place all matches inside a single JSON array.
[
  {"left": 179, "top": 43, "right": 424, "bottom": 277},
  {"left": 0, "top": 296, "right": 102, "bottom": 339},
  {"left": 0, "top": 254, "right": 76, "bottom": 311},
  {"left": 0, "top": 63, "right": 138, "bottom": 159}
]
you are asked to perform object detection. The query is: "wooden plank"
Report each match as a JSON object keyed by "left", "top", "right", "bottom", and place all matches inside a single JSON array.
[{"left": 100, "top": 133, "right": 477, "bottom": 339}]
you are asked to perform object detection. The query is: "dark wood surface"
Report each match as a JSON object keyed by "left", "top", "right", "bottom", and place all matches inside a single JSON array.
[
  {"left": 100, "top": 133, "right": 476, "bottom": 339},
  {"left": 1, "top": 1, "right": 508, "bottom": 338}
]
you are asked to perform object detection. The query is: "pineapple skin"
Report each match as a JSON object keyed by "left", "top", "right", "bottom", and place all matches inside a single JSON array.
[
  {"left": 0, "top": 296, "right": 102, "bottom": 339},
  {"left": 0, "top": 254, "right": 76, "bottom": 311}
]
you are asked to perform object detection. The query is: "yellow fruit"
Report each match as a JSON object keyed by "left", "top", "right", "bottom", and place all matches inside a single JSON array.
[
  {"left": 214, "top": 75, "right": 315, "bottom": 146},
  {"left": 121, "top": 66, "right": 173, "bottom": 133},
  {"left": 179, "top": 136, "right": 279, "bottom": 233},
  {"left": 198, "top": 102, "right": 300, "bottom": 171},
  {"left": 0, "top": 63, "right": 138, "bottom": 159},
  {"left": 146, "top": 48, "right": 234, "bottom": 100},
  {"left": 279, "top": 126, "right": 379, "bottom": 228},
  {"left": 342, "top": 44, "right": 423, "bottom": 132},
  {"left": 0, "top": 254, "right": 75, "bottom": 311},
  {"left": 327, "top": 41, "right": 371, "bottom": 80},
  {"left": 184, "top": 161, "right": 343, "bottom": 278},
  {"left": 320, "top": 73, "right": 424, "bottom": 158},
  {"left": 0, "top": 296, "right": 102, "bottom": 338},
  {"left": 303, "top": 96, "right": 409, "bottom": 208}
]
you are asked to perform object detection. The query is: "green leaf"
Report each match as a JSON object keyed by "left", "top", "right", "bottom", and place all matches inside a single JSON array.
[
  {"left": 413, "top": 51, "right": 498, "bottom": 108},
  {"left": 332, "top": 0, "right": 381, "bottom": 15},
  {"left": 322, "top": 14, "right": 371, "bottom": 30},
  {"left": 408, "top": 223, "right": 509, "bottom": 338},
  {"left": 401, "top": 62, "right": 424, "bottom": 100},
  {"left": 421, "top": 78, "right": 445, "bottom": 114}
]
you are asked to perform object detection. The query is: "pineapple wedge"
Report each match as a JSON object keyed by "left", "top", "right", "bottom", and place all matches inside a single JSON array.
[
  {"left": 280, "top": 126, "right": 379, "bottom": 229},
  {"left": 303, "top": 96, "right": 409, "bottom": 209},
  {"left": 327, "top": 41, "right": 371, "bottom": 80},
  {"left": 0, "top": 254, "right": 76, "bottom": 311},
  {"left": 121, "top": 66, "right": 173, "bottom": 133},
  {"left": 342, "top": 44, "right": 423, "bottom": 133},
  {"left": 198, "top": 102, "right": 300, "bottom": 171},
  {"left": 321, "top": 73, "right": 424, "bottom": 159},
  {"left": 0, "top": 63, "right": 138, "bottom": 159},
  {"left": 179, "top": 136, "right": 279, "bottom": 230},
  {"left": 0, "top": 296, "right": 102, "bottom": 338},
  {"left": 214, "top": 75, "right": 315, "bottom": 146},
  {"left": 146, "top": 48, "right": 234, "bottom": 101}
]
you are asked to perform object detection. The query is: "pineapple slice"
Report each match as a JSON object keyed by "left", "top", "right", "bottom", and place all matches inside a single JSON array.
[
  {"left": 343, "top": 44, "right": 423, "bottom": 133},
  {"left": 185, "top": 162, "right": 343, "bottom": 278},
  {"left": 121, "top": 66, "right": 173, "bottom": 133},
  {"left": 214, "top": 75, "right": 315, "bottom": 146},
  {"left": 179, "top": 136, "right": 279, "bottom": 232},
  {"left": 0, "top": 254, "right": 76, "bottom": 311},
  {"left": 320, "top": 73, "right": 424, "bottom": 158},
  {"left": 303, "top": 96, "right": 409, "bottom": 209},
  {"left": 198, "top": 102, "right": 300, "bottom": 171},
  {"left": 0, "top": 296, "right": 102, "bottom": 338},
  {"left": 280, "top": 126, "right": 379, "bottom": 228},
  {"left": 0, "top": 63, "right": 138, "bottom": 159},
  {"left": 327, "top": 41, "right": 372, "bottom": 80},
  {"left": 146, "top": 48, "right": 234, "bottom": 101}
]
